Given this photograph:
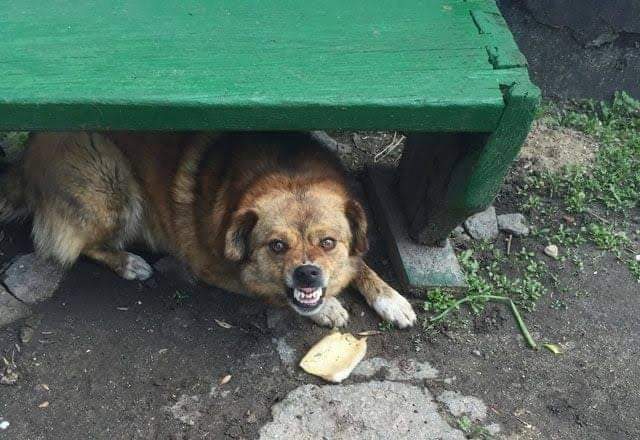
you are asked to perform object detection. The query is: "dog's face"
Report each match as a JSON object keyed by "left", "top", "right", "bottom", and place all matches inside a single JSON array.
[{"left": 224, "top": 186, "right": 367, "bottom": 316}]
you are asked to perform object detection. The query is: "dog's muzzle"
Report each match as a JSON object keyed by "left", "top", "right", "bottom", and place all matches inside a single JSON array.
[{"left": 287, "top": 264, "right": 326, "bottom": 314}]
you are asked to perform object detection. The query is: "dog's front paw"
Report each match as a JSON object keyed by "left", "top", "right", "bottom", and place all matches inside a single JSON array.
[
  {"left": 372, "top": 290, "right": 416, "bottom": 329},
  {"left": 120, "top": 253, "right": 153, "bottom": 281},
  {"left": 308, "top": 297, "right": 349, "bottom": 328}
]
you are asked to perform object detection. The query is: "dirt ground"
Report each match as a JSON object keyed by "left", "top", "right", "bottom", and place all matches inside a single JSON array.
[{"left": 0, "top": 137, "right": 639, "bottom": 439}]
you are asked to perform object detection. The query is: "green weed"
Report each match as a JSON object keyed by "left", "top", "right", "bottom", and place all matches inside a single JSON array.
[
  {"left": 456, "top": 416, "right": 494, "bottom": 439},
  {"left": 174, "top": 290, "right": 191, "bottom": 305}
]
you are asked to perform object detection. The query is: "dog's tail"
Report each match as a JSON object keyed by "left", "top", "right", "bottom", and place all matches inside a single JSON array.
[{"left": 0, "top": 160, "right": 28, "bottom": 222}]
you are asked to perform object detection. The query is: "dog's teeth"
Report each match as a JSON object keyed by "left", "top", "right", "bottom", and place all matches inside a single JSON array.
[{"left": 294, "top": 288, "right": 322, "bottom": 304}]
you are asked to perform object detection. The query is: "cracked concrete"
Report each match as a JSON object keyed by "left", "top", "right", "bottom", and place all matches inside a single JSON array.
[
  {"left": 352, "top": 357, "right": 439, "bottom": 381},
  {"left": 166, "top": 395, "right": 203, "bottom": 427},
  {"left": 259, "top": 381, "right": 467, "bottom": 440},
  {"left": 437, "top": 390, "right": 488, "bottom": 422},
  {"left": 256, "top": 355, "right": 500, "bottom": 439}
]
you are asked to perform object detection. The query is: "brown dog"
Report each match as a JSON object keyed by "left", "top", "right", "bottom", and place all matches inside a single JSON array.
[{"left": 0, "top": 132, "right": 416, "bottom": 328}]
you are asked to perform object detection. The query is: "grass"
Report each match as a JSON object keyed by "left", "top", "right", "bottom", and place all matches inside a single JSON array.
[
  {"left": 530, "top": 92, "right": 640, "bottom": 280},
  {"left": 456, "top": 416, "right": 494, "bottom": 439},
  {"left": 421, "top": 91, "right": 640, "bottom": 340},
  {"left": 378, "top": 320, "right": 395, "bottom": 332}
]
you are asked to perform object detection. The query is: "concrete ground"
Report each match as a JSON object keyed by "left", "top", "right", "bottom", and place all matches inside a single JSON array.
[{"left": 0, "top": 171, "right": 639, "bottom": 439}]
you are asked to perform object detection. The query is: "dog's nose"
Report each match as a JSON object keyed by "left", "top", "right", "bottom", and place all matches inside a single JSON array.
[{"left": 293, "top": 265, "right": 323, "bottom": 287}]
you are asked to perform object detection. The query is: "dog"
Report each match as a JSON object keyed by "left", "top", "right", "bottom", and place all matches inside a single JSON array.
[{"left": 0, "top": 132, "right": 416, "bottom": 328}]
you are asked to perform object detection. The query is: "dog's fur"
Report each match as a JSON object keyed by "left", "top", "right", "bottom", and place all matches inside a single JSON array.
[{"left": 0, "top": 132, "right": 416, "bottom": 327}]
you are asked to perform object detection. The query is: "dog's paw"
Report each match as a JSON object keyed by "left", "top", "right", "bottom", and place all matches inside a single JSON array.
[
  {"left": 372, "top": 290, "right": 416, "bottom": 329},
  {"left": 120, "top": 253, "right": 153, "bottom": 281},
  {"left": 308, "top": 297, "right": 349, "bottom": 328}
]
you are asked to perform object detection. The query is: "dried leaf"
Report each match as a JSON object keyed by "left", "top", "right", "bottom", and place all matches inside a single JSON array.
[
  {"left": 214, "top": 319, "right": 233, "bottom": 329},
  {"left": 356, "top": 330, "right": 383, "bottom": 336},
  {"left": 543, "top": 343, "right": 563, "bottom": 355},
  {"left": 38, "top": 401, "right": 49, "bottom": 408},
  {"left": 299, "top": 332, "right": 367, "bottom": 383},
  {"left": 219, "top": 374, "right": 232, "bottom": 385}
]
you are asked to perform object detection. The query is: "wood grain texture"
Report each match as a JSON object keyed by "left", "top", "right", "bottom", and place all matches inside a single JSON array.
[
  {"left": 0, "top": 0, "right": 533, "bottom": 131},
  {"left": 397, "top": 132, "right": 489, "bottom": 244}
]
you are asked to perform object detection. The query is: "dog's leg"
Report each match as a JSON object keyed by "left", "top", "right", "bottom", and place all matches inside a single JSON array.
[
  {"left": 84, "top": 248, "right": 153, "bottom": 281},
  {"left": 307, "top": 297, "right": 349, "bottom": 328},
  {"left": 352, "top": 264, "right": 416, "bottom": 328}
]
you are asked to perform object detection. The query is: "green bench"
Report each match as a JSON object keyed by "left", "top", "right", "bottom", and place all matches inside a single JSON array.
[{"left": 0, "top": 0, "right": 539, "bottom": 291}]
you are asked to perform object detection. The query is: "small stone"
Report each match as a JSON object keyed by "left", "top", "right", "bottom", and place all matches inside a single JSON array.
[
  {"left": 635, "top": 254, "right": 640, "bottom": 262},
  {"left": 544, "top": 244, "right": 559, "bottom": 259},
  {"left": 472, "top": 350, "right": 482, "bottom": 357},
  {"left": 3, "top": 253, "right": 64, "bottom": 304},
  {"left": 497, "top": 213, "right": 530, "bottom": 237},
  {"left": 451, "top": 226, "right": 471, "bottom": 243},
  {"left": 0, "top": 286, "right": 31, "bottom": 328},
  {"left": 0, "top": 420, "right": 9, "bottom": 430},
  {"left": 464, "top": 206, "right": 499, "bottom": 241}
]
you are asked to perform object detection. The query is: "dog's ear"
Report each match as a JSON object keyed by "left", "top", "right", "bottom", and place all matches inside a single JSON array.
[
  {"left": 224, "top": 209, "right": 258, "bottom": 261},
  {"left": 345, "top": 200, "right": 368, "bottom": 255}
]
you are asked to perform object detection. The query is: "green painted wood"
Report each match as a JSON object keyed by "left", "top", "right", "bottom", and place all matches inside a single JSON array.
[
  {"left": 460, "top": 82, "right": 540, "bottom": 210},
  {"left": 0, "top": 0, "right": 533, "bottom": 131},
  {"left": 471, "top": 10, "right": 528, "bottom": 69},
  {"left": 394, "top": 82, "right": 540, "bottom": 245}
]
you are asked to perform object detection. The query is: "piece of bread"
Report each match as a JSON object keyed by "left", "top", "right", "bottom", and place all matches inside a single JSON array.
[{"left": 299, "top": 332, "right": 367, "bottom": 383}]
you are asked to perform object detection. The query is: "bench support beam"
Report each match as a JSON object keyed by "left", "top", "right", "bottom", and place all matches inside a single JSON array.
[{"left": 365, "top": 83, "right": 539, "bottom": 290}]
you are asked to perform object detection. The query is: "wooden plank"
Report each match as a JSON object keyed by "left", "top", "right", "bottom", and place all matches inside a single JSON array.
[
  {"left": 397, "top": 132, "right": 489, "bottom": 244},
  {"left": 396, "top": 82, "right": 540, "bottom": 245},
  {"left": 364, "top": 166, "right": 467, "bottom": 293},
  {"left": 471, "top": 10, "right": 528, "bottom": 69},
  {"left": 0, "top": 0, "right": 524, "bottom": 131}
]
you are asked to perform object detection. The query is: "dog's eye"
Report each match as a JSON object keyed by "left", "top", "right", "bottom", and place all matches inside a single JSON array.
[
  {"left": 320, "top": 237, "right": 336, "bottom": 250},
  {"left": 269, "top": 239, "right": 288, "bottom": 254}
]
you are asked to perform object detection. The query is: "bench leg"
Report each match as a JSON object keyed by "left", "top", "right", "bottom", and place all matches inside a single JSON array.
[
  {"left": 397, "top": 83, "right": 539, "bottom": 246},
  {"left": 364, "top": 84, "right": 538, "bottom": 292}
]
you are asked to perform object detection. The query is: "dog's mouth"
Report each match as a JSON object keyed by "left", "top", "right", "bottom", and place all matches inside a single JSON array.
[{"left": 287, "top": 287, "right": 325, "bottom": 314}]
